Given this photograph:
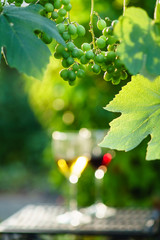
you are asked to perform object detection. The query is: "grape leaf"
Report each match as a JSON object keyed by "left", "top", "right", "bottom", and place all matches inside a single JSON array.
[
  {"left": 99, "top": 74, "right": 160, "bottom": 160},
  {"left": 114, "top": 7, "right": 160, "bottom": 79},
  {"left": 0, "top": 5, "right": 65, "bottom": 79}
]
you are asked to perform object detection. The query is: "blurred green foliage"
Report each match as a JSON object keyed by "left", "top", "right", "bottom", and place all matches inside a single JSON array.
[
  {"left": 1, "top": 0, "right": 160, "bottom": 210},
  {"left": 0, "top": 58, "right": 49, "bottom": 191}
]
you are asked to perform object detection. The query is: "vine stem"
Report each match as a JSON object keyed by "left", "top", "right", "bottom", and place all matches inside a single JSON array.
[
  {"left": 154, "top": 0, "right": 160, "bottom": 20},
  {"left": 89, "top": 0, "right": 96, "bottom": 49},
  {"left": 123, "top": 0, "right": 126, "bottom": 15}
]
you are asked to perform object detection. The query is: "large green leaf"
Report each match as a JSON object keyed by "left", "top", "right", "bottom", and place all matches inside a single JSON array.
[
  {"left": 100, "top": 75, "right": 160, "bottom": 160},
  {"left": 0, "top": 5, "right": 65, "bottom": 79},
  {"left": 114, "top": 7, "right": 160, "bottom": 79}
]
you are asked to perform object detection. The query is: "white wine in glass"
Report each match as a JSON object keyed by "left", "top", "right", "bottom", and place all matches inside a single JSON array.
[{"left": 52, "top": 128, "right": 92, "bottom": 226}]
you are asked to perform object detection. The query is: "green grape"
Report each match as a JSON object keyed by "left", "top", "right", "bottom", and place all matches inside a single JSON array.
[
  {"left": 58, "top": 8, "right": 67, "bottom": 17},
  {"left": 102, "top": 27, "right": 109, "bottom": 37},
  {"left": 80, "top": 55, "right": 89, "bottom": 64},
  {"left": 112, "top": 70, "right": 121, "bottom": 78},
  {"left": 111, "top": 20, "right": 119, "bottom": 28},
  {"left": 105, "top": 17, "right": 112, "bottom": 26},
  {"left": 66, "top": 42, "right": 75, "bottom": 51},
  {"left": 71, "top": 49, "right": 82, "bottom": 58},
  {"left": 68, "top": 80, "right": 76, "bottom": 86},
  {"left": 62, "top": 32, "right": 71, "bottom": 41},
  {"left": 96, "top": 38, "right": 106, "bottom": 49},
  {"left": 78, "top": 49, "right": 84, "bottom": 57},
  {"left": 97, "top": 19, "right": 106, "bottom": 30},
  {"left": 44, "top": 3, "right": 54, "bottom": 12},
  {"left": 41, "top": 33, "right": 52, "bottom": 44},
  {"left": 56, "top": 17, "right": 64, "bottom": 24},
  {"left": 102, "top": 26, "right": 114, "bottom": 37},
  {"left": 51, "top": 11, "right": 58, "bottom": 19},
  {"left": 61, "top": 50, "right": 70, "bottom": 59},
  {"left": 107, "top": 44, "right": 115, "bottom": 51},
  {"left": 77, "top": 25, "right": 86, "bottom": 37},
  {"left": 81, "top": 43, "right": 91, "bottom": 51},
  {"left": 60, "top": 69, "right": 68, "bottom": 80},
  {"left": 66, "top": 56, "right": 74, "bottom": 65},
  {"left": 94, "top": 54, "right": 105, "bottom": 63},
  {"left": 106, "top": 36, "right": 118, "bottom": 45},
  {"left": 68, "top": 70, "right": 76, "bottom": 81},
  {"left": 99, "top": 35, "right": 106, "bottom": 41},
  {"left": 105, "top": 51, "right": 116, "bottom": 61},
  {"left": 107, "top": 65, "right": 115, "bottom": 73},
  {"left": 15, "top": 3, "right": 21, "bottom": 6},
  {"left": 112, "top": 77, "right": 121, "bottom": 85},
  {"left": 24, "top": 0, "right": 34, "bottom": 3},
  {"left": 77, "top": 69, "right": 85, "bottom": 78},
  {"left": 39, "top": 9, "right": 47, "bottom": 16},
  {"left": 55, "top": 44, "right": 65, "bottom": 54},
  {"left": 54, "top": 0, "right": 62, "bottom": 9},
  {"left": 57, "top": 23, "right": 66, "bottom": 34},
  {"left": 39, "top": 0, "right": 48, "bottom": 5},
  {"left": 62, "top": 59, "right": 70, "bottom": 68},
  {"left": 8, "top": 0, "right": 14, "bottom": 3},
  {"left": 101, "top": 63, "right": 108, "bottom": 71},
  {"left": 64, "top": 3, "right": 72, "bottom": 11},
  {"left": 54, "top": 52, "right": 62, "bottom": 59},
  {"left": 103, "top": 72, "right": 112, "bottom": 81},
  {"left": 85, "top": 50, "right": 94, "bottom": 60},
  {"left": 72, "top": 63, "right": 79, "bottom": 72},
  {"left": 68, "top": 24, "right": 77, "bottom": 35},
  {"left": 92, "top": 64, "right": 101, "bottom": 73},
  {"left": 61, "top": 0, "right": 70, "bottom": 5},
  {"left": 121, "top": 71, "right": 128, "bottom": 80},
  {"left": 15, "top": 0, "right": 23, "bottom": 4},
  {"left": 106, "top": 26, "right": 113, "bottom": 35},
  {"left": 114, "top": 58, "right": 123, "bottom": 68},
  {"left": 86, "top": 63, "right": 93, "bottom": 72}
]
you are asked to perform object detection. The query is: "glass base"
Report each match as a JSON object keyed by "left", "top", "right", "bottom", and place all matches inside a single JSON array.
[
  {"left": 85, "top": 202, "right": 116, "bottom": 219},
  {"left": 56, "top": 210, "right": 92, "bottom": 226}
]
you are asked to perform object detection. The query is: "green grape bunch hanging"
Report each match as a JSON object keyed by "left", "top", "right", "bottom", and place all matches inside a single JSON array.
[
  {"left": 3, "top": 0, "right": 128, "bottom": 85},
  {"left": 54, "top": 12, "right": 128, "bottom": 85}
]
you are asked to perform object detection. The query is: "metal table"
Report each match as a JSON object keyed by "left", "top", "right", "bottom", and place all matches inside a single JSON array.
[{"left": 0, "top": 204, "right": 159, "bottom": 239}]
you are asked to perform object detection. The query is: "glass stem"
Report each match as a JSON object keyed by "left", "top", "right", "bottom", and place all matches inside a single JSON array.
[
  {"left": 95, "top": 177, "right": 103, "bottom": 204},
  {"left": 69, "top": 181, "right": 78, "bottom": 211}
]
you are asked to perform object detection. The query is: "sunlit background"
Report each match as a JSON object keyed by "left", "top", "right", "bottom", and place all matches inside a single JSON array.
[{"left": 0, "top": 0, "right": 160, "bottom": 221}]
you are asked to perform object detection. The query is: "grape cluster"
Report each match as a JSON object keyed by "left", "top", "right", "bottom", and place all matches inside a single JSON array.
[
  {"left": 6, "top": 0, "right": 128, "bottom": 85},
  {"left": 54, "top": 14, "right": 128, "bottom": 85},
  {"left": 95, "top": 18, "right": 128, "bottom": 84},
  {"left": 40, "top": 0, "right": 72, "bottom": 22},
  {"left": 38, "top": 0, "right": 74, "bottom": 45},
  {"left": 39, "top": 0, "right": 88, "bottom": 85},
  {"left": 55, "top": 41, "right": 86, "bottom": 85}
]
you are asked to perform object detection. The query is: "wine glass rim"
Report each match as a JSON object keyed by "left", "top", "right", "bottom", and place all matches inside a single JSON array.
[{"left": 52, "top": 128, "right": 92, "bottom": 140}]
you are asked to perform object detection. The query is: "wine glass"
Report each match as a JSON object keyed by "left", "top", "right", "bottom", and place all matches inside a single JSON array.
[
  {"left": 87, "top": 129, "right": 116, "bottom": 218},
  {"left": 52, "top": 128, "right": 92, "bottom": 226}
]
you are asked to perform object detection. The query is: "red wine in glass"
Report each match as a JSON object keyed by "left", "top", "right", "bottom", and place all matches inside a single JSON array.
[{"left": 90, "top": 153, "right": 112, "bottom": 169}]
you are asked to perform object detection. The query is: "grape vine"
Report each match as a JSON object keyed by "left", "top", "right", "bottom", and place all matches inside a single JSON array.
[{"left": 0, "top": 0, "right": 128, "bottom": 85}]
